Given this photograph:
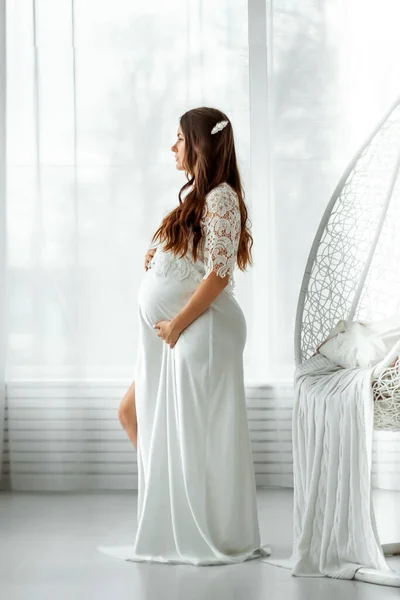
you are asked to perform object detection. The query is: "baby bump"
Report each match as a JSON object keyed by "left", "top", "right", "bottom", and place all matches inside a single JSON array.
[{"left": 138, "top": 268, "right": 198, "bottom": 328}]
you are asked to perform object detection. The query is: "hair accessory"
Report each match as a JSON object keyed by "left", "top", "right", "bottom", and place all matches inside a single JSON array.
[{"left": 211, "top": 120, "right": 229, "bottom": 135}]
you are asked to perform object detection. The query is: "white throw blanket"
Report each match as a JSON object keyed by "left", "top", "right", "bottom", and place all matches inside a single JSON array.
[{"left": 262, "top": 354, "right": 394, "bottom": 578}]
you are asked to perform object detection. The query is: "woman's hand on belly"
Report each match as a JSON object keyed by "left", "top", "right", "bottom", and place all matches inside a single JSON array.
[
  {"left": 144, "top": 247, "right": 157, "bottom": 270},
  {"left": 153, "top": 319, "right": 183, "bottom": 349}
]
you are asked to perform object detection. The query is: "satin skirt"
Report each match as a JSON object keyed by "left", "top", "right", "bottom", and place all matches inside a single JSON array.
[{"left": 98, "top": 266, "right": 271, "bottom": 566}]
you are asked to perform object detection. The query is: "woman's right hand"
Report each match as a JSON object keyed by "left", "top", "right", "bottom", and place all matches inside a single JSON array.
[{"left": 144, "top": 247, "right": 157, "bottom": 271}]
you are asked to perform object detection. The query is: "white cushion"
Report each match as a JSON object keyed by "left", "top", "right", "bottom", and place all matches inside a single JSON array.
[{"left": 319, "top": 320, "right": 388, "bottom": 368}]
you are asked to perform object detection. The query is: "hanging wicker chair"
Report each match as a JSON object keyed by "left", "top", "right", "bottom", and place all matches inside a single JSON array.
[{"left": 295, "top": 96, "right": 400, "bottom": 586}]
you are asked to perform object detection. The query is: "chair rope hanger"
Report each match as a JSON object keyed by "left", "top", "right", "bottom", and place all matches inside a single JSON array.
[{"left": 295, "top": 96, "right": 400, "bottom": 587}]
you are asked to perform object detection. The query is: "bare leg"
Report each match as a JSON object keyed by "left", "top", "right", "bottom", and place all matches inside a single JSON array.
[{"left": 118, "top": 380, "right": 138, "bottom": 449}]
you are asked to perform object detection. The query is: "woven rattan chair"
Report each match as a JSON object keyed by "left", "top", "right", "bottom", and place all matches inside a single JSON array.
[{"left": 295, "top": 97, "right": 400, "bottom": 587}]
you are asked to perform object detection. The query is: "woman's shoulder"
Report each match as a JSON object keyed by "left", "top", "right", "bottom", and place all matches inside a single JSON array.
[
  {"left": 204, "top": 182, "right": 239, "bottom": 209},
  {"left": 205, "top": 181, "right": 238, "bottom": 198}
]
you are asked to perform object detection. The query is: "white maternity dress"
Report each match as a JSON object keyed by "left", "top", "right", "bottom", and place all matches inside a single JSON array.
[{"left": 98, "top": 182, "right": 271, "bottom": 566}]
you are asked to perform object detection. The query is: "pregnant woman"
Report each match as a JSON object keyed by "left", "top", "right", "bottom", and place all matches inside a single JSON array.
[{"left": 99, "top": 107, "right": 271, "bottom": 566}]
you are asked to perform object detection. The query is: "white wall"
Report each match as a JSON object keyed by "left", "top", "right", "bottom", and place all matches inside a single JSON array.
[
  {"left": 3, "top": 382, "right": 294, "bottom": 491},
  {"left": 3, "top": 381, "right": 399, "bottom": 491}
]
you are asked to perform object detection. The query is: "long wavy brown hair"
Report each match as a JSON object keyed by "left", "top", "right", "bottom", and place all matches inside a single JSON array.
[{"left": 151, "top": 107, "right": 253, "bottom": 270}]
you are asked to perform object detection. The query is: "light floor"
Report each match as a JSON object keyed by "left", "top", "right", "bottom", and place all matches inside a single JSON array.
[{"left": 0, "top": 488, "right": 399, "bottom": 600}]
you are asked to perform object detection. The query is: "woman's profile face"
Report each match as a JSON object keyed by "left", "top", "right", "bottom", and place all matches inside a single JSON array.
[{"left": 171, "top": 124, "right": 186, "bottom": 171}]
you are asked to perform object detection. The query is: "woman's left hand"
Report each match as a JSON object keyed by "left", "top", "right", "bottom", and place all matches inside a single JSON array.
[{"left": 153, "top": 319, "right": 182, "bottom": 348}]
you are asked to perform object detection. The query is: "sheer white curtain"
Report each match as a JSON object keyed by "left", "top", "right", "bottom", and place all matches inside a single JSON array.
[
  {"left": 8, "top": 1, "right": 400, "bottom": 385},
  {"left": 263, "top": 0, "right": 400, "bottom": 379},
  {"left": 6, "top": 0, "right": 252, "bottom": 382}
]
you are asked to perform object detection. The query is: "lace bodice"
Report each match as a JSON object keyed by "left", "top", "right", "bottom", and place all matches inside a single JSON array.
[{"left": 148, "top": 182, "right": 241, "bottom": 294}]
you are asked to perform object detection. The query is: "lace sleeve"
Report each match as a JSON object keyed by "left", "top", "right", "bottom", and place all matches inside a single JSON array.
[{"left": 201, "top": 184, "right": 241, "bottom": 281}]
